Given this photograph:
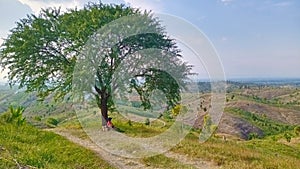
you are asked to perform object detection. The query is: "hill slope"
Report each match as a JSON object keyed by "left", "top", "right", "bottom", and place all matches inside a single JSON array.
[{"left": 0, "top": 113, "right": 114, "bottom": 169}]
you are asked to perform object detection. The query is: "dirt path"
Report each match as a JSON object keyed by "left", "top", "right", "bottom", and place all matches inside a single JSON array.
[
  {"left": 47, "top": 129, "right": 149, "bottom": 169},
  {"left": 47, "top": 129, "right": 218, "bottom": 169},
  {"left": 164, "top": 151, "right": 218, "bottom": 169}
]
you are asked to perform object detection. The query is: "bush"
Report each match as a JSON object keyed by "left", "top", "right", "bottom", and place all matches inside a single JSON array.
[
  {"left": 171, "top": 104, "right": 188, "bottom": 117},
  {"left": 162, "top": 110, "right": 173, "bottom": 120},
  {"left": 0, "top": 106, "right": 26, "bottom": 126},
  {"left": 294, "top": 126, "right": 300, "bottom": 136},
  {"left": 47, "top": 118, "right": 59, "bottom": 127},
  {"left": 145, "top": 118, "right": 150, "bottom": 126},
  {"left": 171, "top": 105, "right": 181, "bottom": 116},
  {"left": 248, "top": 132, "right": 258, "bottom": 140},
  {"left": 34, "top": 116, "right": 42, "bottom": 122},
  {"left": 127, "top": 120, "right": 132, "bottom": 126},
  {"left": 284, "top": 132, "right": 292, "bottom": 142}
]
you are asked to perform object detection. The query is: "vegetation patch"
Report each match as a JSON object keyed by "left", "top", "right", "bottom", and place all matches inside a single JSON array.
[
  {"left": 172, "top": 133, "right": 300, "bottom": 169},
  {"left": 0, "top": 109, "right": 114, "bottom": 169},
  {"left": 226, "top": 107, "right": 294, "bottom": 137}
]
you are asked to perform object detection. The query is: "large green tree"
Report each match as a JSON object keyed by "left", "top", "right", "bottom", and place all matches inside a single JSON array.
[{"left": 0, "top": 3, "right": 192, "bottom": 126}]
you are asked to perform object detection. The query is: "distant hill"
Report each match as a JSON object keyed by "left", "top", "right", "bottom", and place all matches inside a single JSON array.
[
  {"left": 0, "top": 85, "right": 34, "bottom": 114},
  {"left": 1, "top": 80, "right": 300, "bottom": 140},
  {"left": 194, "top": 80, "right": 300, "bottom": 140}
]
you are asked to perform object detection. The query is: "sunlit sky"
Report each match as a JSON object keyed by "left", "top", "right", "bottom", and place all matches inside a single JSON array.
[{"left": 0, "top": 0, "right": 299, "bottom": 81}]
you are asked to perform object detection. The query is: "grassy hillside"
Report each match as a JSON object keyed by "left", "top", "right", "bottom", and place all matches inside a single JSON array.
[
  {"left": 56, "top": 111, "right": 300, "bottom": 169},
  {"left": 200, "top": 85, "right": 300, "bottom": 140},
  {"left": 0, "top": 85, "right": 38, "bottom": 109},
  {"left": 1, "top": 83, "right": 299, "bottom": 140},
  {"left": 172, "top": 133, "right": 300, "bottom": 169},
  {"left": 1, "top": 82, "right": 300, "bottom": 168},
  {"left": 0, "top": 85, "right": 76, "bottom": 128},
  {"left": 0, "top": 110, "right": 114, "bottom": 169}
]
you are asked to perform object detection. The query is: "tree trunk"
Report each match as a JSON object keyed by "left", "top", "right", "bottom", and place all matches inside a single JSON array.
[
  {"left": 94, "top": 85, "right": 109, "bottom": 127},
  {"left": 100, "top": 94, "right": 109, "bottom": 126}
]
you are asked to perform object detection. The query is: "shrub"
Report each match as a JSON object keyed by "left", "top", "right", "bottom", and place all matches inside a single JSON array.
[
  {"left": 0, "top": 106, "right": 26, "bottom": 126},
  {"left": 294, "top": 126, "right": 300, "bottom": 136},
  {"left": 127, "top": 120, "right": 132, "bottom": 126},
  {"left": 248, "top": 132, "right": 258, "bottom": 140},
  {"left": 145, "top": 118, "right": 150, "bottom": 126},
  {"left": 47, "top": 118, "right": 59, "bottom": 127},
  {"left": 171, "top": 104, "right": 187, "bottom": 117},
  {"left": 34, "top": 116, "right": 42, "bottom": 122},
  {"left": 284, "top": 132, "right": 292, "bottom": 142},
  {"left": 162, "top": 110, "right": 173, "bottom": 120}
]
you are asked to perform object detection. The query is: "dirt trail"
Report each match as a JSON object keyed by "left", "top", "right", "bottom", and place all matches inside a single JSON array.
[
  {"left": 47, "top": 129, "right": 218, "bottom": 169},
  {"left": 164, "top": 152, "right": 218, "bottom": 169},
  {"left": 48, "top": 129, "right": 148, "bottom": 169}
]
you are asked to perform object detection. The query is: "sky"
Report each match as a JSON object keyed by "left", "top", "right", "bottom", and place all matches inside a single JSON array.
[{"left": 0, "top": 0, "right": 299, "bottom": 81}]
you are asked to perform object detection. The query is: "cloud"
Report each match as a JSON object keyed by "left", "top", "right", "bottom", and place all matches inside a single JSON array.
[
  {"left": 17, "top": 0, "right": 163, "bottom": 14},
  {"left": 123, "top": 0, "right": 162, "bottom": 12},
  {"left": 221, "top": 36, "right": 228, "bottom": 42},
  {"left": 17, "top": 0, "right": 83, "bottom": 13},
  {"left": 219, "top": 0, "right": 234, "bottom": 5},
  {"left": 273, "top": 1, "right": 292, "bottom": 7}
]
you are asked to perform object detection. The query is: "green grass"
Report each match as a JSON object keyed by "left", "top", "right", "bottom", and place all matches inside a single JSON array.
[
  {"left": 108, "top": 112, "right": 170, "bottom": 137},
  {"left": 171, "top": 133, "right": 300, "bottom": 169},
  {"left": 59, "top": 111, "right": 300, "bottom": 169},
  {"left": 57, "top": 108, "right": 300, "bottom": 169},
  {"left": 116, "top": 105, "right": 159, "bottom": 118},
  {"left": 0, "top": 114, "right": 114, "bottom": 169}
]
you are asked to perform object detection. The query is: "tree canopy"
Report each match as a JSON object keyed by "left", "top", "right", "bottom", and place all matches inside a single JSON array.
[{"left": 0, "top": 2, "right": 192, "bottom": 126}]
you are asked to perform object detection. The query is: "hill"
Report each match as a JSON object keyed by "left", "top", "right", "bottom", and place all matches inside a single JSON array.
[
  {"left": 194, "top": 80, "right": 300, "bottom": 140},
  {"left": 0, "top": 110, "right": 114, "bottom": 169},
  {"left": 1, "top": 81, "right": 300, "bottom": 140},
  {"left": 0, "top": 80, "right": 300, "bottom": 168}
]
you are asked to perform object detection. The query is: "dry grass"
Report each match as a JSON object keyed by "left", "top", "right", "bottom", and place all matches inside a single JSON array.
[{"left": 171, "top": 133, "right": 300, "bottom": 169}]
